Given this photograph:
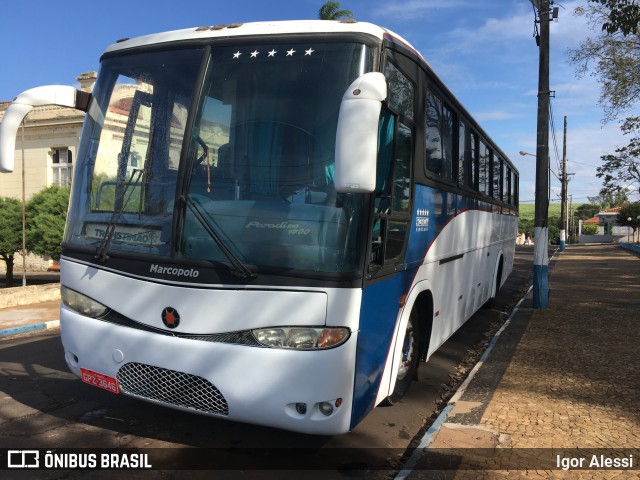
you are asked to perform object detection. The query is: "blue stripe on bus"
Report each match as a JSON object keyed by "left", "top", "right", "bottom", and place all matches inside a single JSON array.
[
  {"left": 350, "top": 268, "right": 417, "bottom": 429},
  {"left": 349, "top": 185, "right": 501, "bottom": 430}
]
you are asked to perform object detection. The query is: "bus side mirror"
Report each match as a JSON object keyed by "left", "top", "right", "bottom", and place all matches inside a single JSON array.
[
  {"left": 334, "top": 72, "right": 387, "bottom": 193},
  {"left": 0, "top": 85, "right": 90, "bottom": 173}
]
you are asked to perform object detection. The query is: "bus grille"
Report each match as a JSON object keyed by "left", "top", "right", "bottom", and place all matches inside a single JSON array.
[{"left": 116, "top": 362, "right": 229, "bottom": 416}]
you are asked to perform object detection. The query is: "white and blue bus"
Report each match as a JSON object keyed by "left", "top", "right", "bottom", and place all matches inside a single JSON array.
[{"left": 0, "top": 20, "right": 518, "bottom": 435}]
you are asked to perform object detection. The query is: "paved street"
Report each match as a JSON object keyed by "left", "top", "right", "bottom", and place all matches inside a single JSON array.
[
  {"left": 2, "top": 245, "right": 639, "bottom": 479},
  {"left": 414, "top": 244, "right": 640, "bottom": 479}
]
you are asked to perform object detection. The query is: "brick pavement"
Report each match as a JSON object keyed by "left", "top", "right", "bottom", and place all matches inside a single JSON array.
[{"left": 411, "top": 245, "right": 640, "bottom": 479}]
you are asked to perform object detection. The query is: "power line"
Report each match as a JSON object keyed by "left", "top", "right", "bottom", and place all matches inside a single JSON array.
[
  {"left": 568, "top": 159, "right": 599, "bottom": 168},
  {"left": 548, "top": 100, "right": 561, "bottom": 175}
]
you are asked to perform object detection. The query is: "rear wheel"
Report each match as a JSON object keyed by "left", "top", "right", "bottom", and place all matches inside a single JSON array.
[{"left": 385, "top": 310, "right": 420, "bottom": 405}]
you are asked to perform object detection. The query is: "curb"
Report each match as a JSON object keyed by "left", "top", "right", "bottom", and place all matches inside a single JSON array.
[
  {"left": 395, "top": 247, "right": 559, "bottom": 479},
  {"left": 0, "top": 320, "right": 60, "bottom": 339},
  {"left": 619, "top": 242, "right": 640, "bottom": 255},
  {"left": 394, "top": 285, "right": 533, "bottom": 480}
]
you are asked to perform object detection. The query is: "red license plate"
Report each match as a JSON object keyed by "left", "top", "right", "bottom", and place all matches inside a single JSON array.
[{"left": 80, "top": 368, "right": 119, "bottom": 394}]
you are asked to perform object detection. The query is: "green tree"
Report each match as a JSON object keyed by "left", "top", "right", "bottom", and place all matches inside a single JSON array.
[
  {"left": 548, "top": 224, "right": 560, "bottom": 245},
  {"left": 318, "top": 1, "right": 353, "bottom": 20},
  {"left": 616, "top": 202, "right": 640, "bottom": 241},
  {"left": 0, "top": 197, "right": 23, "bottom": 287},
  {"left": 587, "top": 189, "right": 629, "bottom": 209},
  {"left": 518, "top": 217, "right": 534, "bottom": 239},
  {"left": 26, "top": 186, "right": 71, "bottom": 260},
  {"left": 574, "top": 203, "right": 600, "bottom": 220},
  {"left": 581, "top": 224, "right": 600, "bottom": 235},
  {"left": 568, "top": 2, "right": 640, "bottom": 121},
  {"left": 590, "top": 0, "right": 640, "bottom": 35},
  {"left": 596, "top": 116, "right": 640, "bottom": 196}
]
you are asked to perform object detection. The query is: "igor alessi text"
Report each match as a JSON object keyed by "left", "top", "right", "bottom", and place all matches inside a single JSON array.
[{"left": 557, "top": 454, "right": 633, "bottom": 471}]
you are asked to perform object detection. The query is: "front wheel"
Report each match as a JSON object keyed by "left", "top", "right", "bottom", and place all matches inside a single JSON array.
[{"left": 385, "top": 310, "right": 420, "bottom": 405}]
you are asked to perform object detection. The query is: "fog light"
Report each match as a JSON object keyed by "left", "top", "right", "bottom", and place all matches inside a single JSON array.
[
  {"left": 295, "top": 403, "right": 307, "bottom": 415},
  {"left": 318, "top": 401, "right": 334, "bottom": 416}
]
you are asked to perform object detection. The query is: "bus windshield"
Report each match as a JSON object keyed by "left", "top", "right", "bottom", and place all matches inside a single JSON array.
[{"left": 65, "top": 42, "right": 372, "bottom": 275}]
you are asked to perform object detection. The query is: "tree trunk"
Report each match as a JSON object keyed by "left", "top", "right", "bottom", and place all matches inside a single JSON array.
[{"left": 3, "top": 255, "right": 14, "bottom": 288}]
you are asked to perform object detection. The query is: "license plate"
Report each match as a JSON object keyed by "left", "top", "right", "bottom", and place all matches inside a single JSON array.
[{"left": 80, "top": 368, "right": 119, "bottom": 394}]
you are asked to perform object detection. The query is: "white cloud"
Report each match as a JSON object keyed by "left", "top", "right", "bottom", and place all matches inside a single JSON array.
[
  {"left": 474, "top": 109, "right": 521, "bottom": 121},
  {"left": 372, "top": 0, "right": 475, "bottom": 20}
]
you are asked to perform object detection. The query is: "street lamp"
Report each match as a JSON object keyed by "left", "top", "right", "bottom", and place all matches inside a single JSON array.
[
  {"left": 628, "top": 217, "right": 632, "bottom": 243},
  {"left": 21, "top": 121, "right": 26, "bottom": 287}
]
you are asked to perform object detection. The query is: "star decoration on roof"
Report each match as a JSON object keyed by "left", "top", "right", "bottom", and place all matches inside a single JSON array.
[
  {"left": 268, "top": 49, "right": 277, "bottom": 57},
  {"left": 233, "top": 51, "right": 242, "bottom": 59},
  {"left": 305, "top": 48, "right": 315, "bottom": 56},
  {"left": 286, "top": 48, "right": 296, "bottom": 56},
  {"left": 250, "top": 50, "right": 259, "bottom": 58}
]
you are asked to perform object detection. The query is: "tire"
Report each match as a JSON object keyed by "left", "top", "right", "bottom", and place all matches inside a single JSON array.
[
  {"left": 484, "top": 258, "right": 503, "bottom": 309},
  {"left": 384, "top": 310, "right": 420, "bottom": 405}
]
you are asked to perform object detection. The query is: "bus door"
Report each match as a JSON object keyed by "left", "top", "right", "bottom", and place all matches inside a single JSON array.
[{"left": 368, "top": 52, "right": 417, "bottom": 275}]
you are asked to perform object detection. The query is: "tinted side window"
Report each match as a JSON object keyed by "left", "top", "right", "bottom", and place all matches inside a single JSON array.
[
  {"left": 479, "top": 142, "right": 490, "bottom": 195},
  {"left": 385, "top": 62, "right": 414, "bottom": 120},
  {"left": 458, "top": 122, "right": 466, "bottom": 186},
  {"left": 493, "top": 156, "right": 502, "bottom": 201},
  {"left": 470, "top": 132, "right": 478, "bottom": 190},
  {"left": 425, "top": 89, "right": 454, "bottom": 180}
]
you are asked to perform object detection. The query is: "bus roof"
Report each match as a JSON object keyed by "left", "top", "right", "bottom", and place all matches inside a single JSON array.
[{"left": 104, "top": 20, "right": 419, "bottom": 56}]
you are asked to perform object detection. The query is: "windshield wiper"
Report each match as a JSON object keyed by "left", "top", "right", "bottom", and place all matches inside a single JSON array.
[
  {"left": 95, "top": 169, "right": 144, "bottom": 262},
  {"left": 182, "top": 194, "right": 256, "bottom": 281}
]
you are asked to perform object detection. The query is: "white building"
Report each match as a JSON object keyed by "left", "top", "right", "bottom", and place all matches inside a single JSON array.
[
  {"left": 0, "top": 73, "right": 96, "bottom": 271},
  {"left": 0, "top": 72, "right": 96, "bottom": 200}
]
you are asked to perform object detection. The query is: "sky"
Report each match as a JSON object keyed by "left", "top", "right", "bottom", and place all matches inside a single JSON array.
[{"left": 0, "top": 0, "right": 636, "bottom": 204}]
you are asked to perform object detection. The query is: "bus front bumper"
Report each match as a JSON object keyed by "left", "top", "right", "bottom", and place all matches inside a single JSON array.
[{"left": 60, "top": 306, "right": 357, "bottom": 435}]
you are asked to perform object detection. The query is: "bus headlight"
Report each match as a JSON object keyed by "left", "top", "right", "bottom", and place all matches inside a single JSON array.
[
  {"left": 252, "top": 327, "right": 349, "bottom": 350},
  {"left": 61, "top": 285, "right": 109, "bottom": 318}
]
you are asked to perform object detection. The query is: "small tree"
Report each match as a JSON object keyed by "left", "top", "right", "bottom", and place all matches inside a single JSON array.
[
  {"left": 319, "top": 2, "right": 353, "bottom": 20},
  {"left": 26, "top": 186, "right": 71, "bottom": 261},
  {"left": 0, "top": 197, "right": 23, "bottom": 287},
  {"left": 596, "top": 116, "right": 640, "bottom": 196},
  {"left": 582, "top": 224, "right": 600, "bottom": 235},
  {"left": 616, "top": 202, "right": 640, "bottom": 242}
]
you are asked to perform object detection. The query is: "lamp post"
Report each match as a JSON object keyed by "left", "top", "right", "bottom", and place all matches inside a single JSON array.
[{"left": 21, "top": 121, "right": 26, "bottom": 287}]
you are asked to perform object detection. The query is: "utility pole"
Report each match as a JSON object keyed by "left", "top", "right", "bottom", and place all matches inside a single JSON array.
[
  {"left": 533, "top": 0, "right": 551, "bottom": 309},
  {"left": 560, "top": 116, "right": 567, "bottom": 252}
]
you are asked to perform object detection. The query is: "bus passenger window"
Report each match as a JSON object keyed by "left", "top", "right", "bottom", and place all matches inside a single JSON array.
[
  {"left": 504, "top": 166, "right": 511, "bottom": 203},
  {"left": 458, "top": 122, "right": 466, "bottom": 187},
  {"left": 392, "top": 123, "right": 412, "bottom": 213},
  {"left": 493, "top": 155, "right": 502, "bottom": 201},
  {"left": 425, "top": 90, "right": 453, "bottom": 181},
  {"left": 470, "top": 132, "right": 478, "bottom": 190},
  {"left": 479, "top": 142, "right": 489, "bottom": 195}
]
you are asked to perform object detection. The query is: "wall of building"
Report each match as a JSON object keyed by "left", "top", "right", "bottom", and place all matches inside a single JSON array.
[{"left": 0, "top": 73, "right": 96, "bottom": 271}]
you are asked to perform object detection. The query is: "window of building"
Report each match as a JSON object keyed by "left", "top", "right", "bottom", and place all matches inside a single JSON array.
[{"left": 51, "top": 147, "right": 73, "bottom": 187}]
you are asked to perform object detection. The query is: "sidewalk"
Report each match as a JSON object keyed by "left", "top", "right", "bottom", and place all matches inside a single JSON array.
[
  {"left": 0, "top": 300, "right": 60, "bottom": 338},
  {"left": 403, "top": 244, "right": 640, "bottom": 478}
]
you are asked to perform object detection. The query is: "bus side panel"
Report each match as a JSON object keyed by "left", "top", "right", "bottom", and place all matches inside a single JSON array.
[{"left": 349, "top": 269, "right": 416, "bottom": 430}]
